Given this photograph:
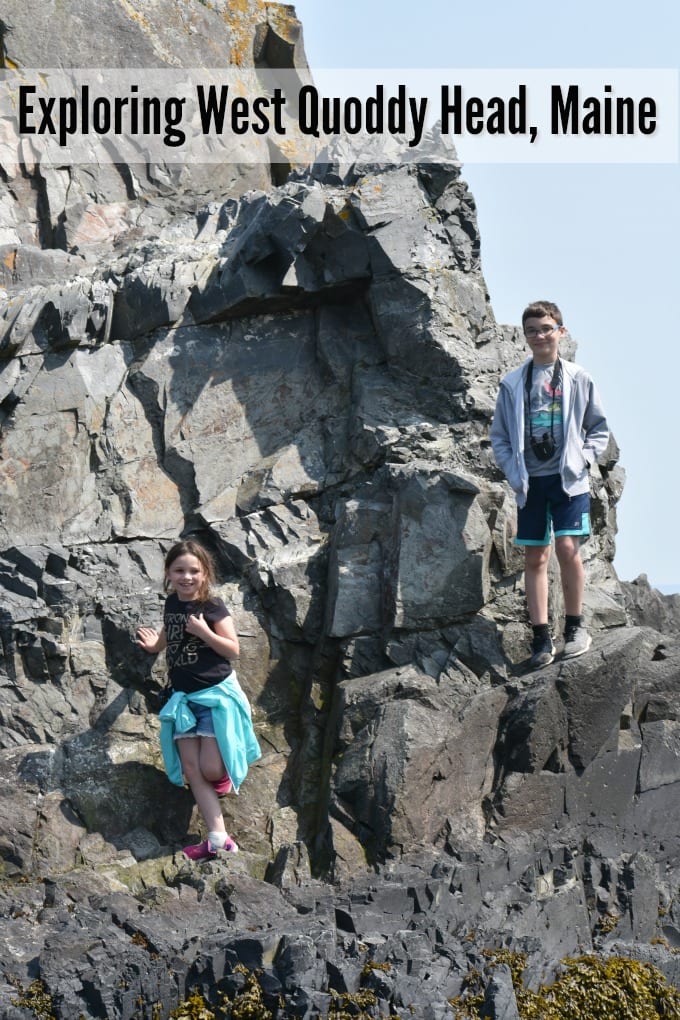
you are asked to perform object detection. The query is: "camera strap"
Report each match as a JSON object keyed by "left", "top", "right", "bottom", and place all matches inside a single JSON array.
[{"left": 525, "top": 358, "right": 562, "bottom": 441}]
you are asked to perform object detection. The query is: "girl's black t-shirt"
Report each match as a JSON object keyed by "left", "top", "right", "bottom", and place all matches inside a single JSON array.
[{"left": 163, "top": 593, "right": 232, "bottom": 693}]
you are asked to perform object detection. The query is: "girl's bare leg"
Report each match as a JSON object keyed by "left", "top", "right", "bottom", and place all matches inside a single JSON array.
[
  {"left": 198, "top": 736, "right": 228, "bottom": 784},
  {"left": 177, "top": 738, "right": 225, "bottom": 834}
]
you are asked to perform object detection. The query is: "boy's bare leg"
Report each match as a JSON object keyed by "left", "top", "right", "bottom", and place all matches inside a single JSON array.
[
  {"left": 524, "top": 544, "right": 552, "bottom": 625},
  {"left": 554, "top": 535, "right": 585, "bottom": 616}
]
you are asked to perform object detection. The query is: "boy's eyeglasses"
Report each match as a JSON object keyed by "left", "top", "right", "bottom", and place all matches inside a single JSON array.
[{"left": 524, "top": 324, "right": 562, "bottom": 339}]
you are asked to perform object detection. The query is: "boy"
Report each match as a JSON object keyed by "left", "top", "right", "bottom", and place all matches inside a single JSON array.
[{"left": 490, "top": 300, "right": 609, "bottom": 668}]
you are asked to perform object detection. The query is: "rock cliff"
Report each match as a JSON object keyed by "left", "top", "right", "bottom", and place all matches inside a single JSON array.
[{"left": 1, "top": 3, "right": 680, "bottom": 1018}]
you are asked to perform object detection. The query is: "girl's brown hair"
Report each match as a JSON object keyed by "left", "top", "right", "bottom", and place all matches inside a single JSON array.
[{"left": 164, "top": 539, "right": 216, "bottom": 604}]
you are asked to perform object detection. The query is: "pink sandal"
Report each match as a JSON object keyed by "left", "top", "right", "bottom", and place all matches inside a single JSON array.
[
  {"left": 212, "top": 772, "right": 233, "bottom": 796},
  {"left": 183, "top": 836, "right": 238, "bottom": 861}
]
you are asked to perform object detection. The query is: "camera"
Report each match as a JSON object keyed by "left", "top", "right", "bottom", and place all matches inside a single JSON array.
[{"left": 530, "top": 432, "right": 557, "bottom": 461}]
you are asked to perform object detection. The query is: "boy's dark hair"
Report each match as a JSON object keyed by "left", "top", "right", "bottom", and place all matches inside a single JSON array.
[
  {"left": 164, "top": 539, "right": 216, "bottom": 603},
  {"left": 522, "top": 300, "right": 563, "bottom": 327}
]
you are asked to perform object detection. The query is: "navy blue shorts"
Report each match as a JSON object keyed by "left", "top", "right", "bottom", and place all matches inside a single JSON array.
[{"left": 515, "top": 474, "right": 590, "bottom": 546}]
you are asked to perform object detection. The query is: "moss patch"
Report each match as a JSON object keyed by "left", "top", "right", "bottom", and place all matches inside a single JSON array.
[{"left": 450, "top": 950, "right": 680, "bottom": 1019}]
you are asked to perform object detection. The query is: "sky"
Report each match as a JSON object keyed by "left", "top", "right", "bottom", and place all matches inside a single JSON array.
[{"left": 291, "top": 0, "right": 680, "bottom": 592}]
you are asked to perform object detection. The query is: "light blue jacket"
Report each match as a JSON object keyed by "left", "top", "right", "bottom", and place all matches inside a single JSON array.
[
  {"left": 490, "top": 357, "right": 609, "bottom": 508},
  {"left": 158, "top": 673, "right": 261, "bottom": 791}
]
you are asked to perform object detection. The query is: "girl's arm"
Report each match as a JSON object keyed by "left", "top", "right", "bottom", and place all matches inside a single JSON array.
[
  {"left": 185, "top": 612, "right": 240, "bottom": 660},
  {"left": 136, "top": 626, "right": 167, "bottom": 654}
]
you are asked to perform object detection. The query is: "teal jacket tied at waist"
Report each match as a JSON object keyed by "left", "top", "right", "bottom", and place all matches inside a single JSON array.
[{"left": 158, "top": 673, "right": 261, "bottom": 791}]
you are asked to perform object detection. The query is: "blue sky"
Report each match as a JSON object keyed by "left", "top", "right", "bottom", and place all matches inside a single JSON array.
[{"left": 292, "top": 0, "right": 680, "bottom": 591}]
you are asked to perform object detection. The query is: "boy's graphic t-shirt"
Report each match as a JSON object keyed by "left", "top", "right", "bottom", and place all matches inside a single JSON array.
[
  {"left": 524, "top": 362, "right": 564, "bottom": 476},
  {"left": 164, "top": 593, "right": 232, "bottom": 693}
]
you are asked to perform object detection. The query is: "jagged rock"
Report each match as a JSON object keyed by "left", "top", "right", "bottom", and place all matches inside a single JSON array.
[
  {"left": 329, "top": 665, "right": 508, "bottom": 857},
  {"left": 481, "top": 965, "right": 520, "bottom": 1019},
  {"left": 623, "top": 573, "right": 680, "bottom": 635},
  {"left": 0, "top": 0, "right": 307, "bottom": 250}
]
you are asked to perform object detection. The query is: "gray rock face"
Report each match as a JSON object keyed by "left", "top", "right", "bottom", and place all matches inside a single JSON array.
[
  {"left": 481, "top": 965, "right": 520, "bottom": 1020},
  {"left": 0, "top": 2, "right": 679, "bottom": 1017},
  {"left": 0, "top": 0, "right": 306, "bottom": 250}
]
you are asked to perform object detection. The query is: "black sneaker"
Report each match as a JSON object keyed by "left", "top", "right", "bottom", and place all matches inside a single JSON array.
[
  {"left": 530, "top": 633, "right": 556, "bottom": 669},
  {"left": 563, "top": 624, "right": 592, "bottom": 659}
]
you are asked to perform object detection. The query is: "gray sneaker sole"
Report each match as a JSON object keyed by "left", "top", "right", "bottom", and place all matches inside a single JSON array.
[
  {"left": 530, "top": 644, "right": 556, "bottom": 669},
  {"left": 562, "top": 634, "right": 592, "bottom": 659}
]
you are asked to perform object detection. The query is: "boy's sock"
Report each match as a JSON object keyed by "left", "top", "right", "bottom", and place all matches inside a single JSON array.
[
  {"left": 564, "top": 614, "right": 582, "bottom": 633},
  {"left": 532, "top": 623, "right": 551, "bottom": 640}
]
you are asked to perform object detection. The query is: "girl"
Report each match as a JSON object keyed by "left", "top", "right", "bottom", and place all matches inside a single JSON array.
[{"left": 137, "top": 539, "right": 261, "bottom": 861}]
